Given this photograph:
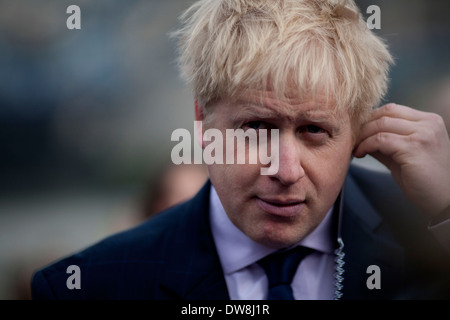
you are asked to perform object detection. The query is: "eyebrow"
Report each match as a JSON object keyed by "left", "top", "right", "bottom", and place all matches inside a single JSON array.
[{"left": 233, "top": 102, "right": 339, "bottom": 123}]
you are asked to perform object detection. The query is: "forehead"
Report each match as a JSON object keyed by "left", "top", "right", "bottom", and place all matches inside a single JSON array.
[{"left": 217, "top": 89, "right": 346, "bottom": 123}]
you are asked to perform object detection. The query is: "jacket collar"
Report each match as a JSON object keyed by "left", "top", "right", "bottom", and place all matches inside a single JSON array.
[
  {"left": 158, "top": 180, "right": 230, "bottom": 300},
  {"left": 340, "top": 166, "right": 406, "bottom": 299}
]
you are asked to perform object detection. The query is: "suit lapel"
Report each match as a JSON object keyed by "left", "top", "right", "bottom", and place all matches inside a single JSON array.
[
  {"left": 340, "top": 169, "right": 407, "bottom": 299},
  {"left": 158, "top": 181, "right": 230, "bottom": 300}
]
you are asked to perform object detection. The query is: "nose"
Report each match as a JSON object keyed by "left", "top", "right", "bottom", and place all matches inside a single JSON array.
[{"left": 270, "top": 133, "right": 304, "bottom": 185}]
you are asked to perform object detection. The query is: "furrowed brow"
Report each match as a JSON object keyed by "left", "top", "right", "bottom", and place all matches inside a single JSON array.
[{"left": 233, "top": 104, "right": 279, "bottom": 120}]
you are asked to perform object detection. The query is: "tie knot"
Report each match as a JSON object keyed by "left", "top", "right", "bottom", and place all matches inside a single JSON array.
[{"left": 257, "top": 246, "right": 313, "bottom": 299}]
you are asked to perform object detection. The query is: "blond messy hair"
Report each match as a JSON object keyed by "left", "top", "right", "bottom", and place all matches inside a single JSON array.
[{"left": 172, "top": 0, "right": 394, "bottom": 125}]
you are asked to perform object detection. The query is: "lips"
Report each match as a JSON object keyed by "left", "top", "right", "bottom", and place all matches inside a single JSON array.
[{"left": 256, "top": 197, "right": 305, "bottom": 218}]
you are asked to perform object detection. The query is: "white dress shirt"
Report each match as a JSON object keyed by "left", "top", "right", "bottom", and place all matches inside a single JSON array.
[{"left": 209, "top": 185, "right": 336, "bottom": 300}]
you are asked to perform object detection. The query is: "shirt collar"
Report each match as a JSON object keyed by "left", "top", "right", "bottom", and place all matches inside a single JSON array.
[{"left": 209, "top": 185, "right": 335, "bottom": 275}]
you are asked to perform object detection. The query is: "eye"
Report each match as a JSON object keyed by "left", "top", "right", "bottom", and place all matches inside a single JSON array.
[
  {"left": 305, "top": 125, "right": 326, "bottom": 134},
  {"left": 299, "top": 124, "right": 330, "bottom": 144},
  {"left": 243, "top": 121, "right": 266, "bottom": 131}
]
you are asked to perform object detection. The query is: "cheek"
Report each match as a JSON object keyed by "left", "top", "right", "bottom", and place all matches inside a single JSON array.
[
  {"left": 207, "top": 162, "right": 261, "bottom": 193},
  {"left": 207, "top": 163, "right": 262, "bottom": 233},
  {"left": 307, "top": 137, "right": 354, "bottom": 195}
]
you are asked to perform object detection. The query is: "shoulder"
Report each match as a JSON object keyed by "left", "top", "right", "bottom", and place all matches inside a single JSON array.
[
  {"left": 346, "top": 163, "right": 413, "bottom": 216},
  {"left": 348, "top": 162, "right": 398, "bottom": 195},
  {"left": 31, "top": 181, "right": 212, "bottom": 299},
  {"left": 343, "top": 163, "right": 450, "bottom": 299},
  {"left": 346, "top": 162, "right": 450, "bottom": 265}
]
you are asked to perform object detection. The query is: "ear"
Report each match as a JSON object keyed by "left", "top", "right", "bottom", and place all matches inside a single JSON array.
[
  {"left": 194, "top": 100, "right": 205, "bottom": 149},
  {"left": 194, "top": 100, "right": 204, "bottom": 122}
]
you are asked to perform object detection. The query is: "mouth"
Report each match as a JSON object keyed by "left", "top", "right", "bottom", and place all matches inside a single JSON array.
[{"left": 256, "top": 197, "right": 305, "bottom": 218}]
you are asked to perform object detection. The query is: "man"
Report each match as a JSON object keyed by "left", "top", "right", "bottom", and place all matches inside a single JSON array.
[{"left": 31, "top": 0, "right": 450, "bottom": 300}]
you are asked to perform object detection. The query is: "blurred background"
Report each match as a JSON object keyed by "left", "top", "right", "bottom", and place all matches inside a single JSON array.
[{"left": 0, "top": 0, "right": 449, "bottom": 299}]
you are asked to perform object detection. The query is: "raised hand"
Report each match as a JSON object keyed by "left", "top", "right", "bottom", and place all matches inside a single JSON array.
[{"left": 354, "top": 103, "right": 450, "bottom": 219}]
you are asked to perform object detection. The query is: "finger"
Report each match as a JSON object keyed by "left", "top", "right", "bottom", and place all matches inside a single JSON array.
[
  {"left": 353, "top": 132, "right": 409, "bottom": 159},
  {"left": 371, "top": 103, "right": 424, "bottom": 122},
  {"left": 357, "top": 116, "right": 415, "bottom": 145}
]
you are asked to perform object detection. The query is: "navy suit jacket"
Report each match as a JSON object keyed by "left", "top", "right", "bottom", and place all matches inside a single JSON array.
[{"left": 31, "top": 164, "right": 450, "bottom": 300}]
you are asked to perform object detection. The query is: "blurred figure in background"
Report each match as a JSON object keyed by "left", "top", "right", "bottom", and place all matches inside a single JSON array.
[
  {"left": 141, "top": 163, "right": 209, "bottom": 219},
  {"left": 106, "top": 163, "right": 209, "bottom": 233}
]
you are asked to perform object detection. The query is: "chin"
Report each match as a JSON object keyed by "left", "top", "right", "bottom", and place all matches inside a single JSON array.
[
  {"left": 259, "top": 237, "right": 300, "bottom": 249},
  {"left": 250, "top": 216, "right": 309, "bottom": 248},
  {"left": 255, "top": 229, "right": 305, "bottom": 249}
]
